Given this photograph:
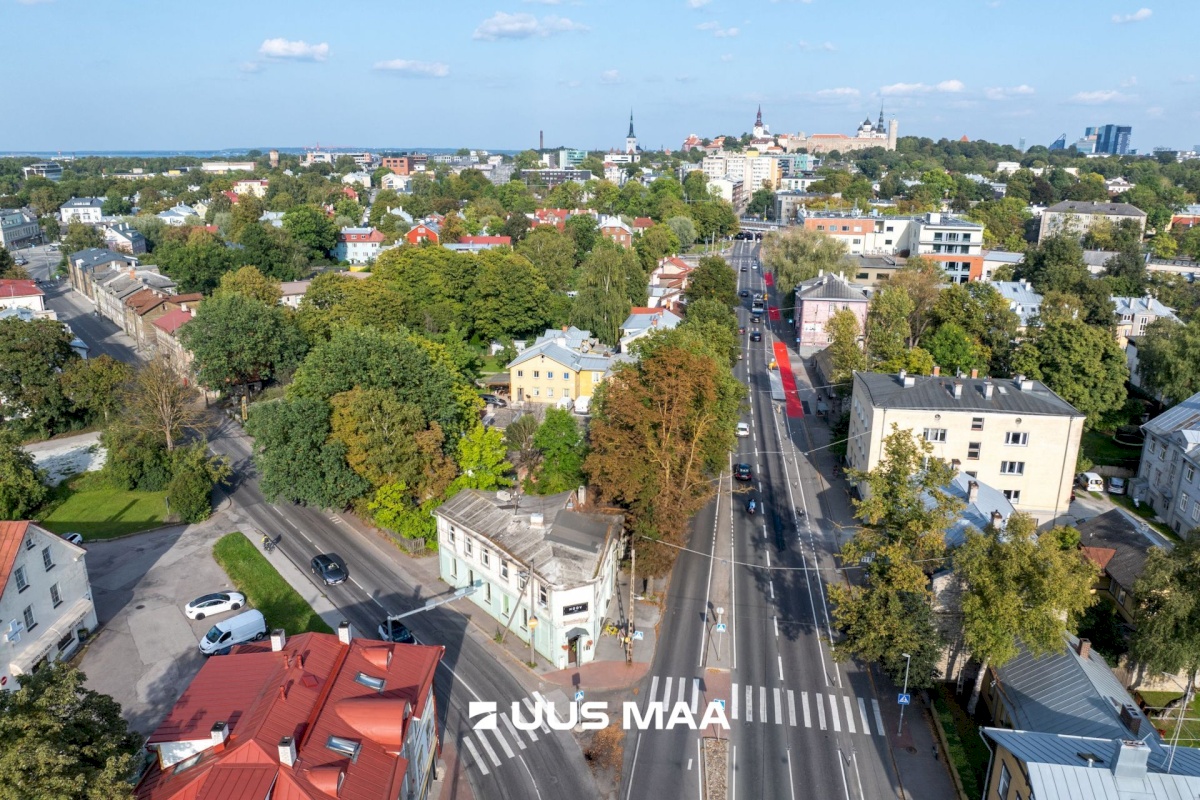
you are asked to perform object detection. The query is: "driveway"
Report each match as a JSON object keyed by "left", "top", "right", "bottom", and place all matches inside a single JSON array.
[{"left": 78, "top": 519, "right": 241, "bottom": 735}]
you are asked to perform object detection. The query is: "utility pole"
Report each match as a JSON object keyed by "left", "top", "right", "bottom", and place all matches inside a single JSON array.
[
  {"left": 1168, "top": 679, "right": 1193, "bottom": 774},
  {"left": 897, "top": 652, "right": 912, "bottom": 736},
  {"left": 528, "top": 559, "right": 538, "bottom": 666},
  {"left": 625, "top": 543, "right": 636, "bottom": 663}
]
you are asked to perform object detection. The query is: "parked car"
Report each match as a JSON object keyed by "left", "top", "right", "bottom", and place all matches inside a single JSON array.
[
  {"left": 480, "top": 394, "right": 507, "bottom": 407},
  {"left": 1107, "top": 476, "right": 1128, "bottom": 495},
  {"left": 734, "top": 463, "right": 752, "bottom": 481},
  {"left": 185, "top": 592, "right": 246, "bottom": 620},
  {"left": 198, "top": 609, "right": 266, "bottom": 656},
  {"left": 750, "top": 331, "right": 762, "bottom": 342},
  {"left": 311, "top": 553, "right": 349, "bottom": 585},
  {"left": 61, "top": 532, "right": 84, "bottom": 545},
  {"left": 736, "top": 422, "right": 750, "bottom": 437},
  {"left": 377, "top": 621, "right": 417, "bottom": 644},
  {"left": 1077, "top": 472, "right": 1105, "bottom": 493}
]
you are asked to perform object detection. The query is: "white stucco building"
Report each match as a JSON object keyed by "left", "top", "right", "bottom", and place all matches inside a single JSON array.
[{"left": 60, "top": 197, "right": 104, "bottom": 225}]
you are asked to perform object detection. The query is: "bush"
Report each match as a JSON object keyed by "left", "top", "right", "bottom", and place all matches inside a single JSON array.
[{"left": 167, "top": 443, "right": 231, "bottom": 523}]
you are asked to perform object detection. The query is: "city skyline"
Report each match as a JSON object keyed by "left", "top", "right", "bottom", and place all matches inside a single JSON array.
[{"left": 2, "top": 0, "right": 1198, "bottom": 152}]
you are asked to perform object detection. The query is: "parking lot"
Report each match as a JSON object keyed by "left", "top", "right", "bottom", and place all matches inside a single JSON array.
[{"left": 78, "top": 522, "right": 244, "bottom": 735}]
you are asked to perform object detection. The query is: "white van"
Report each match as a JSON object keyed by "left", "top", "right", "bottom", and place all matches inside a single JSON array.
[
  {"left": 574, "top": 395, "right": 592, "bottom": 415},
  {"left": 198, "top": 609, "right": 267, "bottom": 656},
  {"left": 1077, "top": 472, "right": 1105, "bottom": 493}
]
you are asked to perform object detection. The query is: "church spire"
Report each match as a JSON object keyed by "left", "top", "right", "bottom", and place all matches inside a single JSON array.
[
  {"left": 876, "top": 106, "right": 886, "bottom": 133},
  {"left": 756, "top": 105, "right": 763, "bottom": 127},
  {"left": 627, "top": 110, "right": 635, "bottom": 139}
]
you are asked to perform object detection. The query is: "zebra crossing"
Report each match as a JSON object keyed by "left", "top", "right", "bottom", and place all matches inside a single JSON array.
[
  {"left": 646, "top": 676, "right": 886, "bottom": 737},
  {"left": 460, "top": 692, "right": 555, "bottom": 776}
]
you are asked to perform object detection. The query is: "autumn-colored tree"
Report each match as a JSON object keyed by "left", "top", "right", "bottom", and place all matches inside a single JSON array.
[
  {"left": 887, "top": 256, "right": 943, "bottom": 348},
  {"left": 123, "top": 357, "right": 206, "bottom": 451}
]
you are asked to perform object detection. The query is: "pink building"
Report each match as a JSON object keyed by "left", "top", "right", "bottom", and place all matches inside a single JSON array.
[{"left": 794, "top": 271, "right": 869, "bottom": 349}]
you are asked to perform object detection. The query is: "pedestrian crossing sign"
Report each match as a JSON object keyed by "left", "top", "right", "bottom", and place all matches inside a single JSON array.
[
  {"left": 575, "top": 690, "right": 585, "bottom": 702},
  {"left": 897, "top": 693, "right": 911, "bottom": 705},
  {"left": 715, "top": 623, "right": 727, "bottom": 633},
  {"left": 632, "top": 630, "right": 644, "bottom": 640}
]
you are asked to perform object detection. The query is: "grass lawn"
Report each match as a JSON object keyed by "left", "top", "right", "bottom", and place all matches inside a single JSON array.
[
  {"left": 37, "top": 473, "right": 170, "bottom": 541},
  {"left": 212, "top": 533, "right": 333, "bottom": 635},
  {"left": 932, "top": 685, "right": 990, "bottom": 798},
  {"left": 1137, "top": 690, "right": 1200, "bottom": 746},
  {"left": 479, "top": 353, "right": 505, "bottom": 376},
  {"left": 1082, "top": 430, "right": 1142, "bottom": 468}
]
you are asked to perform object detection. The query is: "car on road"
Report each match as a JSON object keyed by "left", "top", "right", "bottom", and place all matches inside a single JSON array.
[
  {"left": 740, "top": 266, "right": 747, "bottom": 272},
  {"left": 1077, "top": 472, "right": 1105, "bottom": 493},
  {"left": 14, "top": 257, "right": 27, "bottom": 266},
  {"left": 377, "top": 621, "right": 417, "bottom": 644},
  {"left": 185, "top": 591, "right": 247, "bottom": 620},
  {"left": 750, "top": 330, "right": 762, "bottom": 342},
  {"left": 733, "top": 463, "right": 752, "bottom": 481},
  {"left": 311, "top": 553, "right": 349, "bottom": 585},
  {"left": 1107, "top": 476, "right": 1128, "bottom": 495},
  {"left": 751, "top": 314, "right": 761, "bottom": 323},
  {"left": 736, "top": 422, "right": 750, "bottom": 437},
  {"left": 61, "top": 532, "right": 84, "bottom": 545},
  {"left": 739, "top": 326, "right": 745, "bottom": 335},
  {"left": 480, "top": 393, "right": 507, "bottom": 407},
  {"left": 739, "top": 289, "right": 749, "bottom": 297},
  {"left": 752, "top": 262, "right": 759, "bottom": 270}
]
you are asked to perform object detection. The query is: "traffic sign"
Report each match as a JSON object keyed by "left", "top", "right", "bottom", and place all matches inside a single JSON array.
[
  {"left": 716, "top": 699, "right": 726, "bottom": 709},
  {"left": 715, "top": 623, "right": 727, "bottom": 633},
  {"left": 897, "top": 693, "right": 911, "bottom": 705},
  {"left": 575, "top": 690, "right": 585, "bottom": 702},
  {"left": 632, "top": 630, "right": 644, "bottom": 641}
]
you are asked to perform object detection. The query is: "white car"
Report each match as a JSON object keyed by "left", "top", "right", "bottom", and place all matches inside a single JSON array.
[
  {"left": 61, "top": 532, "right": 84, "bottom": 545},
  {"left": 185, "top": 592, "right": 247, "bottom": 620},
  {"left": 736, "top": 422, "right": 750, "bottom": 437}
]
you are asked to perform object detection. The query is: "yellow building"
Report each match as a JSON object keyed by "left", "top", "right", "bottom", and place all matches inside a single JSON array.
[
  {"left": 847, "top": 371, "right": 1084, "bottom": 525},
  {"left": 507, "top": 327, "right": 616, "bottom": 405}
]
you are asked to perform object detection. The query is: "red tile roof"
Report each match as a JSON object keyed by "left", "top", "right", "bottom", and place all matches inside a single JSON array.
[
  {"left": 0, "top": 521, "right": 31, "bottom": 596},
  {"left": 1081, "top": 546, "right": 1117, "bottom": 571},
  {"left": 136, "top": 632, "right": 442, "bottom": 800},
  {"left": 222, "top": 191, "right": 239, "bottom": 203},
  {"left": 152, "top": 307, "right": 194, "bottom": 335},
  {"left": 633, "top": 217, "right": 654, "bottom": 229},
  {"left": 458, "top": 235, "right": 511, "bottom": 246},
  {"left": 0, "top": 280, "right": 44, "bottom": 299},
  {"left": 125, "top": 288, "right": 166, "bottom": 316},
  {"left": 168, "top": 293, "right": 204, "bottom": 305}
]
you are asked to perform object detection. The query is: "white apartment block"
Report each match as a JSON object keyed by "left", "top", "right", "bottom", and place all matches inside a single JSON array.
[
  {"left": 435, "top": 487, "right": 623, "bottom": 670},
  {"left": 1, "top": 521, "right": 99, "bottom": 690},
  {"left": 60, "top": 197, "right": 104, "bottom": 225},
  {"left": 803, "top": 211, "right": 985, "bottom": 282},
  {"left": 847, "top": 372, "right": 1085, "bottom": 525}
]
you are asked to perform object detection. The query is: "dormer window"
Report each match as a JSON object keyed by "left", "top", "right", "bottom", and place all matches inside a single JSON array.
[
  {"left": 326, "top": 736, "right": 362, "bottom": 761},
  {"left": 354, "top": 673, "right": 386, "bottom": 692}
]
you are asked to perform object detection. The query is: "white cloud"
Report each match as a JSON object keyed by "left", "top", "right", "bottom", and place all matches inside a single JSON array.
[
  {"left": 1069, "top": 89, "right": 1132, "bottom": 104},
  {"left": 600, "top": 69, "right": 621, "bottom": 84},
  {"left": 687, "top": 0, "right": 713, "bottom": 7},
  {"left": 984, "top": 84, "right": 1035, "bottom": 100},
  {"left": 1112, "top": 7, "right": 1152, "bottom": 22},
  {"left": 797, "top": 40, "right": 836, "bottom": 51},
  {"left": 936, "top": 79, "right": 965, "bottom": 92},
  {"left": 473, "top": 12, "right": 588, "bottom": 40},
  {"left": 258, "top": 38, "right": 329, "bottom": 62},
  {"left": 697, "top": 21, "right": 739, "bottom": 36},
  {"left": 816, "top": 87, "right": 859, "bottom": 97},
  {"left": 374, "top": 59, "right": 450, "bottom": 78},
  {"left": 880, "top": 80, "right": 964, "bottom": 96}
]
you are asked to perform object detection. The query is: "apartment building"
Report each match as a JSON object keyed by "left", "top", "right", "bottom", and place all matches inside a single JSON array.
[
  {"left": 1113, "top": 294, "right": 1180, "bottom": 348},
  {"left": 59, "top": 197, "right": 104, "bottom": 225},
  {"left": 1134, "top": 392, "right": 1200, "bottom": 535},
  {"left": 21, "top": 162, "right": 62, "bottom": 181},
  {"left": 803, "top": 211, "right": 985, "bottom": 282},
  {"left": 1038, "top": 200, "right": 1147, "bottom": 243},
  {"left": 1, "top": 521, "right": 99, "bottom": 690},
  {"left": 507, "top": 327, "right": 615, "bottom": 405},
  {"left": 847, "top": 372, "right": 1085, "bottom": 525},
  {"left": 333, "top": 227, "right": 385, "bottom": 265},
  {"left": 435, "top": 487, "right": 623, "bottom": 670},
  {"left": 0, "top": 209, "right": 41, "bottom": 249},
  {"left": 793, "top": 271, "right": 869, "bottom": 348}
]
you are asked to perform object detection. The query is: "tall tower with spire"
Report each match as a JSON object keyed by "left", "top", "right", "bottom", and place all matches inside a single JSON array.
[
  {"left": 625, "top": 111, "right": 638, "bottom": 154},
  {"left": 753, "top": 105, "right": 767, "bottom": 138},
  {"left": 875, "top": 107, "right": 886, "bottom": 133}
]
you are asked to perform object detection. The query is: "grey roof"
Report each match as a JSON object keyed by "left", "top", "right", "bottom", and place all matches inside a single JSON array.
[
  {"left": 62, "top": 197, "right": 103, "bottom": 209},
  {"left": 106, "top": 222, "right": 144, "bottom": 242},
  {"left": 983, "top": 249, "right": 1025, "bottom": 264},
  {"left": 1113, "top": 295, "right": 1180, "bottom": 323},
  {"left": 1077, "top": 509, "right": 1157, "bottom": 590},
  {"left": 1046, "top": 200, "right": 1147, "bottom": 218},
  {"left": 620, "top": 308, "right": 682, "bottom": 334},
  {"left": 509, "top": 327, "right": 615, "bottom": 372},
  {"left": 1142, "top": 391, "right": 1200, "bottom": 437},
  {"left": 795, "top": 272, "right": 869, "bottom": 302},
  {"left": 940, "top": 472, "right": 1015, "bottom": 547},
  {"left": 846, "top": 254, "right": 906, "bottom": 270},
  {"left": 1084, "top": 249, "right": 1120, "bottom": 268},
  {"left": 993, "top": 633, "right": 1155, "bottom": 742},
  {"left": 854, "top": 372, "right": 1083, "bottom": 418},
  {"left": 69, "top": 247, "right": 136, "bottom": 270},
  {"left": 992, "top": 280, "right": 1044, "bottom": 326},
  {"left": 435, "top": 489, "right": 623, "bottom": 585}
]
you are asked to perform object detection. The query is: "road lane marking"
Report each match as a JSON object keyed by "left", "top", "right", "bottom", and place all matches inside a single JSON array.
[
  {"left": 766, "top": 550, "right": 771, "bottom": 567},
  {"left": 500, "top": 713, "right": 528, "bottom": 749},
  {"left": 746, "top": 685, "right": 754, "bottom": 722},
  {"left": 778, "top": 655, "right": 784, "bottom": 681},
  {"left": 760, "top": 686, "right": 767, "bottom": 722},
  {"left": 787, "top": 690, "right": 797, "bottom": 726},
  {"left": 731, "top": 683, "right": 738, "bottom": 720},
  {"left": 773, "top": 688, "right": 783, "bottom": 725},
  {"left": 802, "top": 692, "right": 811, "bottom": 727},
  {"left": 872, "top": 699, "right": 885, "bottom": 735},
  {"left": 462, "top": 736, "right": 490, "bottom": 775},
  {"left": 475, "top": 730, "right": 502, "bottom": 766},
  {"left": 829, "top": 694, "right": 841, "bottom": 731},
  {"left": 677, "top": 676, "right": 686, "bottom": 706},
  {"left": 648, "top": 675, "right": 659, "bottom": 706},
  {"left": 663, "top": 677, "right": 673, "bottom": 709},
  {"left": 625, "top": 733, "right": 645, "bottom": 800},
  {"left": 769, "top": 580, "right": 774, "bottom": 600},
  {"left": 523, "top": 697, "right": 552, "bottom": 734},
  {"left": 843, "top": 696, "right": 856, "bottom": 734},
  {"left": 773, "top": 615, "right": 779, "bottom": 638},
  {"left": 489, "top": 725, "right": 516, "bottom": 759},
  {"left": 691, "top": 678, "right": 700, "bottom": 716},
  {"left": 786, "top": 748, "right": 798, "bottom": 800},
  {"left": 858, "top": 697, "right": 871, "bottom": 733},
  {"left": 816, "top": 694, "right": 826, "bottom": 730}
]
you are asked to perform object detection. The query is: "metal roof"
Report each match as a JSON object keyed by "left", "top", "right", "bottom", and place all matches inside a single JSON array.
[
  {"left": 1077, "top": 509, "right": 1159, "bottom": 590},
  {"left": 795, "top": 272, "right": 869, "bottom": 302},
  {"left": 1046, "top": 200, "right": 1147, "bottom": 218},
  {"left": 1142, "top": 392, "right": 1200, "bottom": 436},
  {"left": 854, "top": 372, "right": 1082, "bottom": 417}
]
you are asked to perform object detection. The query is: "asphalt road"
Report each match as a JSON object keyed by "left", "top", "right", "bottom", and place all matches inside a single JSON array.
[
  {"left": 620, "top": 241, "right": 905, "bottom": 800},
  {"left": 60, "top": 296, "right": 597, "bottom": 800},
  {"left": 43, "top": 278, "right": 151, "bottom": 362}
]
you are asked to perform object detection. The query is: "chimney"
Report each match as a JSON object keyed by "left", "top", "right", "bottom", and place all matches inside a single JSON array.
[
  {"left": 928, "top": 212, "right": 942, "bottom": 224},
  {"left": 970, "top": 368, "right": 979, "bottom": 379},
  {"left": 1018, "top": 377, "right": 1034, "bottom": 392},
  {"left": 952, "top": 382, "right": 963, "bottom": 399},
  {"left": 984, "top": 380, "right": 994, "bottom": 399},
  {"left": 337, "top": 621, "right": 353, "bottom": 646},
  {"left": 932, "top": 365, "right": 940, "bottom": 377},
  {"left": 210, "top": 721, "right": 228, "bottom": 748},
  {"left": 530, "top": 512, "right": 545, "bottom": 528},
  {"left": 577, "top": 485, "right": 587, "bottom": 507},
  {"left": 990, "top": 510, "right": 1004, "bottom": 527},
  {"left": 1077, "top": 638, "right": 1091, "bottom": 660},
  {"left": 270, "top": 629, "right": 287, "bottom": 652},
  {"left": 1110, "top": 737, "right": 1149, "bottom": 779},
  {"left": 278, "top": 736, "right": 297, "bottom": 767},
  {"left": 967, "top": 480, "right": 979, "bottom": 504}
]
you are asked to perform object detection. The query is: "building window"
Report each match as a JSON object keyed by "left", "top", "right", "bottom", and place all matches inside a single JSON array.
[
  {"left": 1003, "top": 489, "right": 1021, "bottom": 504},
  {"left": 14, "top": 566, "right": 28, "bottom": 592},
  {"left": 1004, "top": 431, "right": 1029, "bottom": 446},
  {"left": 42, "top": 546, "right": 54, "bottom": 571},
  {"left": 923, "top": 428, "right": 947, "bottom": 443},
  {"left": 1193, "top": 501, "right": 1200, "bottom": 522},
  {"left": 971, "top": 417, "right": 984, "bottom": 431},
  {"left": 485, "top": 582, "right": 492, "bottom": 602},
  {"left": 538, "top": 586, "right": 548, "bottom": 606},
  {"left": 547, "top": 371, "right": 554, "bottom": 379},
  {"left": 547, "top": 388, "right": 554, "bottom": 398},
  {"left": 1181, "top": 492, "right": 1190, "bottom": 512},
  {"left": 501, "top": 560, "right": 509, "bottom": 580},
  {"left": 49, "top": 583, "right": 61, "bottom": 608},
  {"left": 933, "top": 232, "right": 943, "bottom": 241},
  {"left": 968, "top": 443, "right": 981, "bottom": 460},
  {"left": 1188, "top": 466, "right": 1196, "bottom": 483},
  {"left": 997, "top": 763, "right": 1011, "bottom": 798},
  {"left": 25, "top": 535, "right": 35, "bottom": 550},
  {"left": 451, "top": 558, "right": 458, "bottom": 578},
  {"left": 56, "top": 631, "right": 75, "bottom": 652},
  {"left": 962, "top": 233, "right": 971, "bottom": 242},
  {"left": 533, "top": 371, "right": 540, "bottom": 378},
  {"left": 564, "top": 373, "right": 569, "bottom": 381},
  {"left": 965, "top": 471, "right": 978, "bottom": 478},
  {"left": 533, "top": 388, "right": 540, "bottom": 397},
  {"left": 481, "top": 549, "right": 490, "bottom": 568},
  {"left": 1000, "top": 461, "right": 1025, "bottom": 475},
  {"left": 517, "top": 370, "right": 524, "bottom": 377},
  {"left": 522, "top": 609, "right": 529, "bottom": 630},
  {"left": 447, "top": 527, "right": 455, "bottom": 546},
  {"left": 464, "top": 538, "right": 473, "bottom": 556},
  {"left": 23, "top": 606, "right": 36, "bottom": 632},
  {"left": 326, "top": 736, "right": 362, "bottom": 762}
]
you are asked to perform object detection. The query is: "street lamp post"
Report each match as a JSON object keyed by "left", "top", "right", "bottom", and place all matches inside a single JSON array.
[{"left": 897, "top": 652, "right": 912, "bottom": 736}]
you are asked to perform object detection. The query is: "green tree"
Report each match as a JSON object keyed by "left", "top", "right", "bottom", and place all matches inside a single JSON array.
[
  {"left": 666, "top": 216, "right": 697, "bottom": 250},
  {"left": 1011, "top": 317, "right": 1128, "bottom": 424},
  {"left": 367, "top": 481, "right": 437, "bottom": 545},
  {"left": 1136, "top": 317, "right": 1200, "bottom": 404},
  {"left": 472, "top": 250, "right": 552, "bottom": 341},
  {"left": 1015, "top": 234, "right": 1090, "bottom": 295},
  {"left": 746, "top": 186, "right": 775, "bottom": 218},
  {"left": 180, "top": 294, "right": 308, "bottom": 389},
  {"left": 683, "top": 297, "right": 740, "bottom": 366},
  {"left": 60, "top": 355, "right": 132, "bottom": 425},
  {"left": 570, "top": 244, "right": 639, "bottom": 345},
  {"left": 235, "top": 223, "right": 308, "bottom": 281},
  {"left": 865, "top": 287, "right": 913, "bottom": 371},
  {"left": 635, "top": 224, "right": 681, "bottom": 274},
  {"left": 825, "top": 309, "right": 867, "bottom": 394},
  {"left": 61, "top": 221, "right": 103, "bottom": 255},
  {"left": 0, "top": 249, "right": 28, "bottom": 280},
  {"left": 967, "top": 197, "right": 1033, "bottom": 250},
  {"left": 0, "top": 662, "right": 141, "bottom": 800},
  {"left": 955, "top": 513, "right": 1097, "bottom": 711},
  {"left": 929, "top": 283, "right": 1020, "bottom": 377},
  {"left": 532, "top": 408, "right": 587, "bottom": 494},
  {"left": 244, "top": 396, "right": 370, "bottom": 508},
  {"left": 923, "top": 321, "right": 987, "bottom": 374},
  {"left": 449, "top": 423, "right": 513, "bottom": 494},
  {"left": 0, "top": 316, "right": 79, "bottom": 437},
  {"left": 213, "top": 264, "right": 282, "bottom": 305},
  {"left": 101, "top": 188, "right": 131, "bottom": 216},
  {"left": 166, "top": 442, "right": 231, "bottom": 523},
  {"left": 887, "top": 257, "right": 943, "bottom": 347},
  {"left": 684, "top": 255, "right": 737, "bottom": 308},
  {"left": 760, "top": 227, "right": 848, "bottom": 311},
  {"left": 145, "top": 227, "right": 235, "bottom": 294},
  {"left": 1130, "top": 535, "right": 1200, "bottom": 692},
  {"left": 517, "top": 226, "right": 577, "bottom": 291},
  {"left": 283, "top": 204, "right": 338, "bottom": 259},
  {"left": 564, "top": 215, "right": 599, "bottom": 262},
  {"left": 123, "top": 357, "right": 206, "bottom": 452},
  {"left": 0, "top": 428, "right": 49, "bottom": 520},
  {"left": 505, "top": 413, "right": 542, "bottom": 477}
]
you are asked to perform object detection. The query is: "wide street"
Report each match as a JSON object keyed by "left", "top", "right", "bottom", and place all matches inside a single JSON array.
[
  {"left": 620, "top": 239, "right": 941, "bottom": 800},
  {"left": 52, "top": 287, "right": 596, "bottom": 800}
]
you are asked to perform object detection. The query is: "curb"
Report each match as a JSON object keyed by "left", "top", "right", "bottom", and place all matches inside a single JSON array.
[{"left": 927, "top": 692, "right": 971, "bottom": 800}]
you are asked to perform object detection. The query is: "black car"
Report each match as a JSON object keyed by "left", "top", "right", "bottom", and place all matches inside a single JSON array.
[
  {"left": 750, "top": 331, "right": 762, "bottom": 342},
  {"left": 739, "top": 289, "right": 749, "bottom": 297},
  {"left": 751, "top": 314, "right": 761, "bottom": 323},
  {"left": 377, "top": 621, "right": 417, "bottom": 643},
  {"left": 480, "top": 393, "right": 507, "bottom": 407},
  {"left": 311, "top": 553, "right": 348, "bottom": 585},
  {"left": 734, "top": 463, "right": 752, "bottom": 481},
  {"left": 740, "top": 266, "right": 747, "bottom": 272}
]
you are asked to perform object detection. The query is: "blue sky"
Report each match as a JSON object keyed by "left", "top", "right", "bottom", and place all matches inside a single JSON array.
[{"left": 2, "top": 0, "right": 1198, "bottom": 153}]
